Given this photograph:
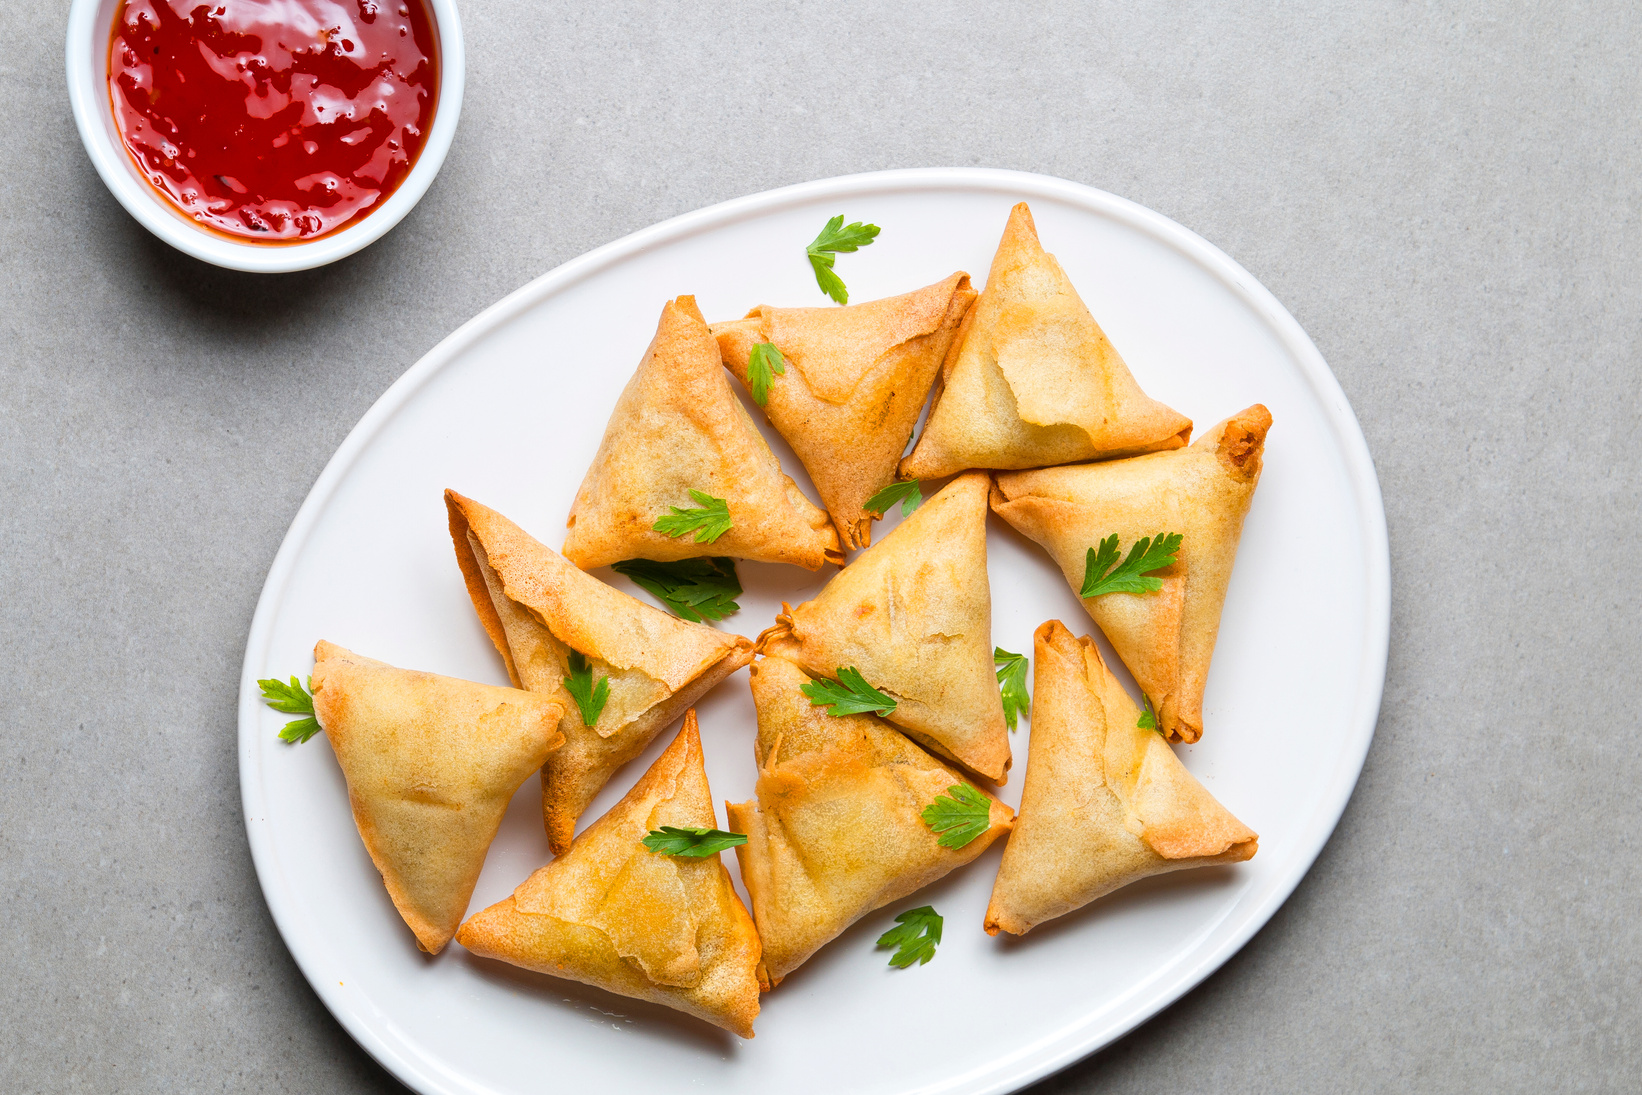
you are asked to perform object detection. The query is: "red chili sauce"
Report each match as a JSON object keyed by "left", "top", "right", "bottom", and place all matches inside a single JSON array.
[{"left": 109, "top": 0, "right": 439, "bottom": 242}]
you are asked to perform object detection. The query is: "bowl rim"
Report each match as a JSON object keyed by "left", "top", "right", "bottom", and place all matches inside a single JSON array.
[{"left": 64, "top": 0, "right": 465, "bottom": 274}]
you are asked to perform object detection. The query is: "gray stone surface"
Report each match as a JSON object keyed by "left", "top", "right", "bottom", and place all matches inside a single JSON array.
[{"left": 2, "top": 0, "right": 1637, "bottom": 1090}]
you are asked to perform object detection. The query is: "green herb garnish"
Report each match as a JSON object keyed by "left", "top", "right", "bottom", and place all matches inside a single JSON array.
[
  {"left": 994, "top": 647, "right": 1029, "bottom": 731},
  {"left": 919, "top": 783, "right": 993, "bottom": 849},
  {"left": 1137, "top": 694, "right": 1159, "bottom": 731},
  {"left": 806, "top": 215, "right": 880, "bottom": 304},
  {"left": 747, "top": 342, "right": 787, "bottom": 406},
  {"left": 1079, "top": 532, "right": 1183, "bottom": 598},
  {"left": 801, "top": 667, "right": 897, "bottom": 717},
  {"left": 652, "top": 490, "right": 734, "bottom": 543},
  {"left": 260, "top": 675, "right": 321, "bottom": 744},
  {"left": 612, "top": 557, "right": 741, "bottom": 622},
  {"left": 641, "top": 826, "right": 749, "bottom": 857},
  {"left": 876, "top": 906, "right": 943, "bottom": 968},
  {"left": 563, "top": 650, "right": 610, "bottom": 727},
  {"left": 863, "top": 478, "right": 922, "bottom": 518}
]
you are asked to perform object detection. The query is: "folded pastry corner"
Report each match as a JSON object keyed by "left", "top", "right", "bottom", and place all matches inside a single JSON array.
[
  {"left": 561, "top": 295, "right": 842, "bottom": 571},
  {"left": 447, "top": 489, "right": 753, "bottom": 853},
  {"left": 458, "top": 712, "right": 764, "bottom": 1037},
  {"left": 984, "top": 621, "right": 1256, "bottom": 937},
  {"left": 901, "top": 202, "right": 1191, "bottom": 478},
  {"left": 309, "top": 641, "right": 564, "bottom": 954},
  {"left": 753, "top": 471, "right": 1011, "bottom": 783},
  {"left": 712, "top": 272, "right": 976, "bottom": 549},
  {"left": 728, "top": 655, "right": 1012, "bottom": 984},
  {"left": 990, "top": 405, "right": 1271, "bottom": 742}
]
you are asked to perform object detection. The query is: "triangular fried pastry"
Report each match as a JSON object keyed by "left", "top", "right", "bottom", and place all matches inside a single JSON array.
[
  {"left": 712, "top": 273, "right": 976, "bottom": 549},
  {"left": 561, "top": 295, "right": 842, "bottom": 571},
  {"left": 900, "top": 203, "right": 1192, "bottom": 478},
  {"left": 727, "top": 656, "right": 1013, "bottom": 984},
  {"left": 446, "top": 490, "right": 754, "bottom": 854},
  {"left": 457, "top": 714, "right": 764, "bottom": 1038},
  {"left": 755, "top": 472, "right": 1011, "bottom": 782},
  {"left": 984, "top": 621, "right": 1256, "bottom": 936},
  {"left": 309, "top": 641, "right": 565, "bottom": 955},
  {"left": 990, "top": 405, "right": 1272, "bottom": 743}
]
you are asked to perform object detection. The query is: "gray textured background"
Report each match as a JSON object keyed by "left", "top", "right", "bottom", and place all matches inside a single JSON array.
[{"left": 3, "top": 1, "right": 1638, "bottom": 1091}]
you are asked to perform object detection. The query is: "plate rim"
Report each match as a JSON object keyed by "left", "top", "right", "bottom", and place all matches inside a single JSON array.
[{"left": 238, "top": 166, "right": 1390, "bottom": 1095}]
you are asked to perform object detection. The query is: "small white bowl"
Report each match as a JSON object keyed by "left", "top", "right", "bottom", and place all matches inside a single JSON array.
[{"left": 65, "top": 0, "right": 465, "bottom": 273}]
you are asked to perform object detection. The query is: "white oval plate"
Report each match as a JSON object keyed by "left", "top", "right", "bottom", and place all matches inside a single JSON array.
[{"left": 239, "top": 168, "right": 1388, "bottom": 1095}]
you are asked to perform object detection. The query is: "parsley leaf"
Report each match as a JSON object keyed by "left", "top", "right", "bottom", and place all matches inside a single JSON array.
[
  {"left": 652, "top": 490, "right": 734, "bottom": 543},
  {"left": 642, "top": 825, "right": 749, "bottom": 857},
  {"left": 277, "top": 717, "right": 321, "bottom": 744},
  {"left": 876, "top": 905, "right": 943, "bottom": 968},
  {"left": 747, "top": 342, "right": 787, "bottom": 406},
  {"left": 563, "top": 650, "right": 610, "bottom": 727},
  {"left": 611, "top": 557, "right": 741, "bottom": 622},
  {"left": 920, "top": 783, "right": 993, "bottom": 849},
  {"left": 1137, "top": 694, "right": 1159, "bottom": 731},
  {"left": 994, "top": 647, "right": 1030, "bottom": 731},
  {"left": 259, "top": 675, "right": 321, "bottom": 744},
  {"left": 1079, "top": 532, "right": 1183, "bottom": 598},
  {"left": 260, "top": 675, "right": 314, "bottom": 713},
  {"left": 801, "top": 666, "right": 898, "bottom": 717},
  {"left": 806, "top": 215, "right": 880, "bottom": 304},
  {"left": 863, "top": 478, "right": 922, "bottom": 518}
]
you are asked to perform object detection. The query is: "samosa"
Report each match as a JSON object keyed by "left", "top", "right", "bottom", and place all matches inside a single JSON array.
[
  {"left": 728, "top": 656, "right": 1013, "bottom": 984},
  {"left": 990, "top": 405, "right": 1271, "bottom": 743},
  {"left": 985, "top": 621, "right": 1256, "bottom": 936},
  {"left": 900, "top": 203, "right": 1191, "bottom": 478},
  {"left": 458, "top": 714, "right": 765, "bottom": 1038},
  {"left": 308, "top": 641, "right": 565, "bottom": 954},
  {"left": 756, "top": 472, "right": 1011, "bottom": 782},
  {"left": 711, "top": 272, "right": 976, "bottom": 549},
  {"left": 447, "top": 490, "right": 753, "bottom": 853},
  {"left": 562, "top": 295, "right": 841, "bottom": 571}
]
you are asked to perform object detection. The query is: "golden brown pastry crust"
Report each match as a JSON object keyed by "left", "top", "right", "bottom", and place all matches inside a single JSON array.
[
  {"left": 310, "top": 641, "right": 564, "bottom": 954},
  {"left": 728, "top": 655, "right": 1012, "bottom": 984},
  {"left": 900, "top": 203, "right": 1191, "bottom": 478},
  {"left": 983, "top": 622, "right": 1256, "bottom": 937},
  {"left": 458, "top": 714, "right": 764, "bottom": 1037},
  {"left": 755, "top": 472, "right": 1011, "bottom": 782},
  {"left": 446, "top": 490, "right": 753, "bottom": 853},
  {"left": 990, "top": 405, "right": 1272, "bottom": 742},
  {"left": 561, "top": 295, "right": 842, "bottom": 570},
  {"left": 712, "top": 273, "right": 975, "bottom": 549}
]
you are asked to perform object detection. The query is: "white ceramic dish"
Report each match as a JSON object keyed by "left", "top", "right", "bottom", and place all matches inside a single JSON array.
[
  {"left": 239, "top": 168, "right": 1389, "bottom": 1095},
  {"left": 65, "top": 0, "right": 464, "bottom": 273}
]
